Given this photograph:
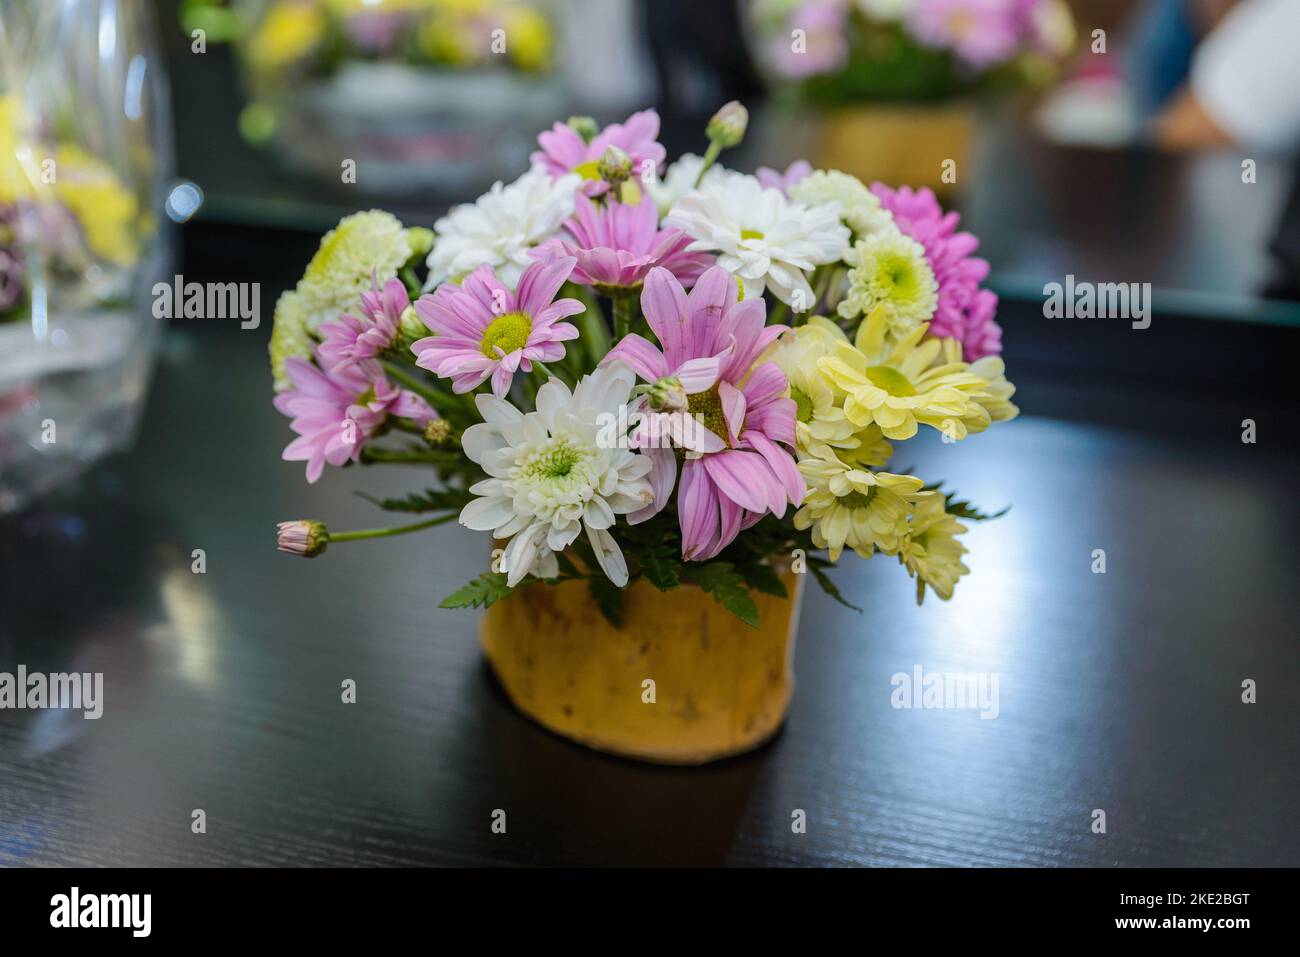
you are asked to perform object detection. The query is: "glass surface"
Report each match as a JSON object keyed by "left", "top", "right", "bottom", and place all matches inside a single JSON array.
[{"left": 0, "top": 0, "right": 174, "bottom": 513}]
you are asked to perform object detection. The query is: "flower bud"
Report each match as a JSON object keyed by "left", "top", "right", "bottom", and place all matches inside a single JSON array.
[
  {"left": 567, "top": 115, "right": 599, "bottom": 144},
  {"left": 405, "top": 226, "right": 434, "bottom": 258},
  {"left": 423, "top": 418, "right": 455, "bottom": 447},
  {"left": 277, "top": 520, "right": 328, "bottom": 557},
  {"left": 637, "top": 375, "right": 688, "bottom": 413},
  {"left": 597, "top": 145, "right": 632, "bottom": 186},
  {"left": 706, "top": 101, "right": 748, "bottom": 148}
]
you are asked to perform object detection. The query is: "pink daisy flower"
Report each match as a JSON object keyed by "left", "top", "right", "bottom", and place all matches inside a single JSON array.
[
  {"left": 275, "top": 353, "right": 435, "bottom": 483},
  {"left": 768, "top": 0, "right": 849, "bottom": 78},
  {"left": 606, "top": 266, "right": 804, "bottom": 560},
  {"left": 318, "top": 276, "right": 408, "bottom": 372},
  {"left": 755, "top": 159, "right": 813, "bottom": 196},
  {"left": 871, "top": 182, "right": 1002, "bottom": 361},
  {"left": 531, "top": 193, "right": 712, "bottom": 291},
  {"left": 411, "top": 256, "right": 582, "bottom": 398},
  {"left": 531, "top": 109, "right": 667, "bottom": 197},
  {"left": 907, "top": 0, "right": 1022, "bottom": 70}
]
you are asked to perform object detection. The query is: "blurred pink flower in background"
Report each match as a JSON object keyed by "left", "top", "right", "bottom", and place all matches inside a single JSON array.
[
  {"left": 907, "top": 0, "right": 1021, "bottom": 69},
  {"left": 768, "top": 0, "right": 849, "bottom": 78}
]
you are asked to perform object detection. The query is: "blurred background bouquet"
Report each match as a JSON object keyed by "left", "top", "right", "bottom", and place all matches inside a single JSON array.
[
  {"left": 744, "top": 0, "right": 1076, "bottom": 191},
  {"left": 184, "top": 0, "right": 565, "bottom": 193}
]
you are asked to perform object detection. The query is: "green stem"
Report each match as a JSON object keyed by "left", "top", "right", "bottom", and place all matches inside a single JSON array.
[
  {"left": 694, "top": 140, "right": 722, "bottom": 188},
  {"left": 767, "top": 299, "right": 790, "bottom": 326},
  {"left": 330, "top": 513, "right": 456, "bottom": 544},
  {"left": 612, "top": 294, "right": 636, "bottom": 341},
  {"left": 531, "top": 360, "right": 572, "bottom": 389},
  {"left": 381, "top": 360, "right": 440, "bottom": 405},
  {"left": 570, "top": 284, "right": 609, "bottom": 365}
]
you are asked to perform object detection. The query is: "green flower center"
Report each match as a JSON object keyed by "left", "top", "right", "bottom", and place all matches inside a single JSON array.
[
  {"left": 740, "top": 228, "right": 765, "bottom": 241},
  {"left": 863, "top": 365, "right": 916, "bottom": 397},
  {"left": 525, "top": 439, "right": 583, "bottom": 479},
  {"left": 480, "top": 311, "right": 532, "bottom": 359},
  {"left": 869, "top": 252, "right": 924, "bottom": 304},
  {"left": 841, "top": 488, "right": 875, "bottom": 510},
  {"left": 790, "top": 386, "right": 814, "bottom": 423},
  {"left": 687, "top": 386, "right": 731, "bottom": 444}
]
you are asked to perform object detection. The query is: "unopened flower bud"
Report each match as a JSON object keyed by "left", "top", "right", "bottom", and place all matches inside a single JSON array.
[
  {"left": 637, "top": 375, "right": 688, "bottom": 413},
  {"left": 405, "top": 226, "right": 434, "bottom": 258},
  {"left": 277, "top": 519, "right": 328, "bottom": 557},
  {"left": 567, "top": 115, "right": 599, "bottom": 144},
  {"left": 398, "top": 304, "right": 425, "bottom": 340},
  {"left": 423, "top": 418, "right": 455, "bottom": 447},
  {"left": 597, "top": 145, "right": 632, "bottom": 186},
  {"left": 706, "top": 101, "right": 748, "bottom": 148}
]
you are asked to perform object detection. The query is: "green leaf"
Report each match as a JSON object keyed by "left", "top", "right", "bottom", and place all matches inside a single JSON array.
[
  {"left": 439, "top": 573, "right": 514, "bottom": 611},
  {"left": 737, "top": 561, "right": 788, "bottom": 599},
  {"left": 357, "top": 487, "right": 472, "bottom": 513},
  {"left": 944, "top": 495, "right": 1010, "bottom": 522},
  {"left": 683, "top": 562, "right": 759, "bottom": 629},
  {"left": 638, "top": 547, "right": 682, "bottom": 591},
  {"left": 588, "top": 576, "right": 625, "bottom": 629},
  {"left": 807, "top": 562, "right": 863, "bottom": 613}
]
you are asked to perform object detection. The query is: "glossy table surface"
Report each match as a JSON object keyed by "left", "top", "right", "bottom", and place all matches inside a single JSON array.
[{"left": 2, "top": 304, "right": 1297, "bottom": 866}]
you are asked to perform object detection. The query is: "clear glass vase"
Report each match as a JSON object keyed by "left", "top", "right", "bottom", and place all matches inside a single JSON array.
[{"left": 0, "top": 0, "right": 173, "bottom": 514}]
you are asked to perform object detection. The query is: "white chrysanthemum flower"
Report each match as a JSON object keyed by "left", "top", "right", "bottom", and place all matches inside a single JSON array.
[
  {"left": 666, "top": 170, "right": 850, "bottom": 311},
  {"left": 647, "top": 153, "right": 727, "bottom": 216},
  {"left": 458, "top": 362, "right": 654, "bottom": 587},
  {"left": 427, "top": 167, "right": 581, "bottom": 287},
  {"left": 789, "top": 169, "right": 894, "bottom": 237},
  {"left": 837, "top": 226, "right": 938, "bottom": 335}
]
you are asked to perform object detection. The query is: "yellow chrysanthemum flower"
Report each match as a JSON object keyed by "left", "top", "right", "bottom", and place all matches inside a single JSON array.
[
  {"left": 0, "top": 94, "right": 33, "bottom": 205},
  {"left": 793, "top": 457, "right": 926, "bottom": 561},
  {"left": 818, "top": 305, "right": 987, "bottom": 441},
  {"left": 52, "top": 145, "right": 140, "bottom": 266},
  {"left": 899, "top": 493, "right": 970, "bottom": 603},
  {"left": 771, "top": 319, "right": 860, "bottom": 458},
  {"left": 503, "top": 7, "right": 553, "bottom": 71},
  {"left": 246, "top": 1, "right": 327, "bottom": 73}
]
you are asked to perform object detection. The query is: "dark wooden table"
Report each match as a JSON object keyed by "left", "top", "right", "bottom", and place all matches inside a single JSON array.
[{"left": 2, "top": 297, "right": 1297, "bottom": 866}]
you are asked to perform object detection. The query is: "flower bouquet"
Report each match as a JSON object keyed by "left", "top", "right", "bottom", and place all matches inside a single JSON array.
[
  {"left": 744, "top": 0, "right": 1075, "bottom": 191},
  {"left": 190, "top": 0, "right": 564, "bottom": 192},
  {"left": 270, "top": 103, "right": 1018, "bottom": 762}
]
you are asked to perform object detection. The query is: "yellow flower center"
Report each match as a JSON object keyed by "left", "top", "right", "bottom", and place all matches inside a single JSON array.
[
  {"left": 572, "top": 159, "right": 601, "bottom": 181},
  {"left": 480, "top": 311, "right": 532, "bottom": 359},
  {"left": 863, "top": 365, "right": 916, "bottom": 397},
  {"left": 687, "top": 386, "right": 731, "bottom": 444}
]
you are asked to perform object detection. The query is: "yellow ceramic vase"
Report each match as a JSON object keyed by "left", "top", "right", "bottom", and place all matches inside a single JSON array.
[
  {"left": 816, "top": 103, "right": 975, "bottom": 196},
  {"left": 480, "top": 570, "right": 804, "bottom": 764}
]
